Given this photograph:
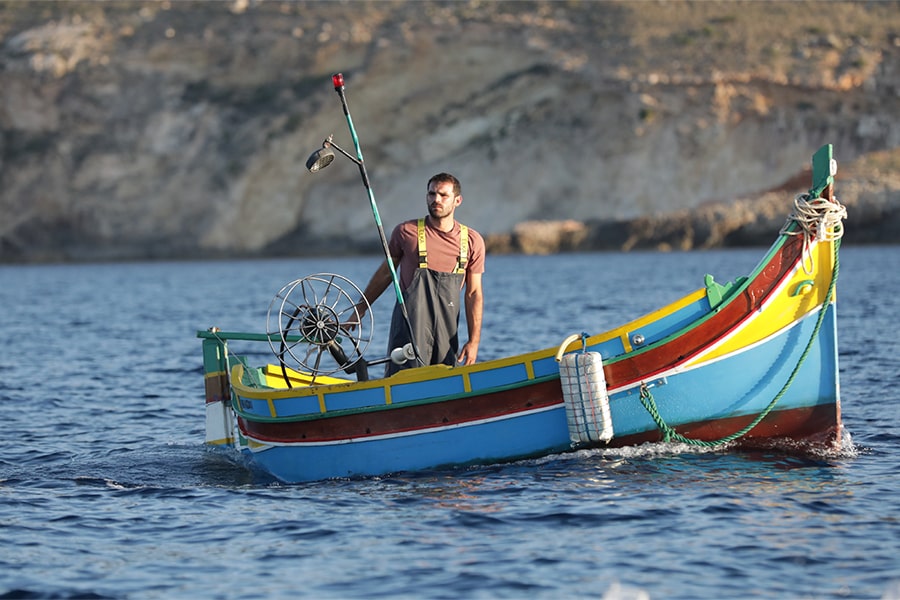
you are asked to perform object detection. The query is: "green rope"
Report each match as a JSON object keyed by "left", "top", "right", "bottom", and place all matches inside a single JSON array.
[{"left": 638, "top": 239, "right": 841, "bottom": 447}]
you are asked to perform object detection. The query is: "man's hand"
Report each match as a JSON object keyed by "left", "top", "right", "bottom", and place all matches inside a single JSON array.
[
  {"left": 457, "top": 340, "right": 479, "bottom": 366},
  {"left": 343, "top": 301, "right": 367, "bottom": 331}
]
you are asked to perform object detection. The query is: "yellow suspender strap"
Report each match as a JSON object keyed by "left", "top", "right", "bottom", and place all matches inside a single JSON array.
[
  {"left": 417, "top": 219, "right": 428, "bottom": 269},
  {"left": 418, "top": 219, "right": 468, "bottom": 272},
  {"left": 456, "top": 224, "right": 469, "bottom": 274}
]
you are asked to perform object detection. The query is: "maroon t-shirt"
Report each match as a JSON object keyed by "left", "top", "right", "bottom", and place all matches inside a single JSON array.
[{"left": 388, "top": 218, "right": 485, "bottom": 291}]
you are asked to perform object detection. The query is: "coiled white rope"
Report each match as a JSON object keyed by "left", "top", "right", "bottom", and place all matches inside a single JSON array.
[{"left": 779, "top": 193, "right": 847, "bottom": 274}]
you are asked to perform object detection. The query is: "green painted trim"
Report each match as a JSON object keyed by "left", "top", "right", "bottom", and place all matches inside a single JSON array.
[
  {"left": 703, "top": 274, "right": 748, "bottom": 310},
  {"left": 605, "top": 232, "right": 790, "bottom": 366},
  {"left": 197, "top": 330, "right": 307, "bottom": 343},
  {"left": 201, "top": 338, "right": 228, "bottom": 375},
  {"left": 790, "top": 280, "right": 815, "bottom": 297},
  {"left": 809, "top": 144, "right": 834, "bottom": 199},
  {"left": 239, "top": 362, "right": 268, "bottom": 388},
  {"left": 704, "top": 274, "right": 725, "bottom": 308}
]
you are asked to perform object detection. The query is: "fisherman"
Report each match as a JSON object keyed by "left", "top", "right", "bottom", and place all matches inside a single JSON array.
[{"left": 353, "top": 173, "right": 485, "bottom": 376}]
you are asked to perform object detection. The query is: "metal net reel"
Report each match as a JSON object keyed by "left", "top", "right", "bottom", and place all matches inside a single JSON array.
[{"left": 266, "top": 273, "right": 373, "bottom": 380}]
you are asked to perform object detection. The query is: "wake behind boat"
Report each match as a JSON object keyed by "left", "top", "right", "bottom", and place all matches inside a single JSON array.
[{"left": 197, "top": 74, "right": 846, "bottom": 483}]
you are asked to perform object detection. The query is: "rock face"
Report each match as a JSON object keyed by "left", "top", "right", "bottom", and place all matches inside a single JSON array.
[
  {"left": 498, "top": 147, "right": 900, "bottom": 254},
  {"left": 1, "top": 1, "right": 899, "bottom": 262}
]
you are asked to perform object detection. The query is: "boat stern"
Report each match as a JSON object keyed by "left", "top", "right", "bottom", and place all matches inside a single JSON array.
[{"left": 200, "top": 330, "right": 237, "bottom": 447}]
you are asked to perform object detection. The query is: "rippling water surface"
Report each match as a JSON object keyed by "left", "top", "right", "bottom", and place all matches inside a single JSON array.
[{"left": 1, "top": 246, "right": 899, "bottom": 599}]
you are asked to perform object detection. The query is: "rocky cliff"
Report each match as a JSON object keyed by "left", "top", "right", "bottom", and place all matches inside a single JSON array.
[{"left": 1, "top": 0, "right": 898, "bottom": 262}]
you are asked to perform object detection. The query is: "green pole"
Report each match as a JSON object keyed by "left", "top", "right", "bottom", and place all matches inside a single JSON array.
[{"left": 330, "top": 73, "right": 422, "bottom": 366}]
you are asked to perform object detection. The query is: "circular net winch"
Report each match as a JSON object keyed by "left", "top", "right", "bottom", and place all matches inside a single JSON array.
[{"left": 266, "top": 273, "right": 373, "bottom": 382}]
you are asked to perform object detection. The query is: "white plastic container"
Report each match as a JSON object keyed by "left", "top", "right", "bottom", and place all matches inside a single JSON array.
[{"left": 558, "top": 351, "right": 614, "bottom": 445}]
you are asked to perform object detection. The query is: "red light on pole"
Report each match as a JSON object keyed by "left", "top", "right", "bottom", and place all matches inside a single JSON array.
[{"left": 332, "top": 73, "right": 344, "bottom": 90}]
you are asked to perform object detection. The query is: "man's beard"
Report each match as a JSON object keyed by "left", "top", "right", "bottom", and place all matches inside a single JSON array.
[{"left": 428, "top": 204, "right": 449, "bottom": 218}]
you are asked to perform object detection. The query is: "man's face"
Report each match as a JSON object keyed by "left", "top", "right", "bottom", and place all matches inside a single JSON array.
[{"left": 426, "top": 181, "right": 460, "bottom": 219}]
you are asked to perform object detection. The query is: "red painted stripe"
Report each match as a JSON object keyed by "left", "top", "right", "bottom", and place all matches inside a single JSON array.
[
  {"left": 239, "top": 378, "right": 564, "bottom": 443},
  {"left": 604, "top": 235, "right": 802, "bottom": 387},
  {"left": 605, "top": 403, "right": 841, "bottom": 450}
]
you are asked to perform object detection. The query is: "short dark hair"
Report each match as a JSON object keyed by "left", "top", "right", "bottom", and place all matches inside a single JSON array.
[{"left": 427, "top": 173, "right": 461, "bottom": 197}]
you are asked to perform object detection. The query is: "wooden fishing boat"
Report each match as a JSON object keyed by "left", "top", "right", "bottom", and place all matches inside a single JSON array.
[
  {"left": 198, "top": 142, "right": 845, "bottom": 483},
  {"left": 197, "top": 76, "right": 847, "bottom": 483}
]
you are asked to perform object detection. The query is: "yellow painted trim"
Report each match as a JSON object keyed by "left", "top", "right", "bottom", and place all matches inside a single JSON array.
[
  {"left": 206, "top": 437, "right": 233, "bottom": 446},
  {"left": 685, "top": 240, "right": 835, "bottom": 366},
  {"left": 385, "top": 362, "right": 454, "bottom": 380},
  {"left": 233, "top": 365, "right": 378, "bottom": 400},
  {"left": 263, "top": 364, "right": 349, "bottom": 388},
  {"left": 204, "top": 369, "right": 227, "bottom": 380},
  {"left": 622, "top": 289, "right": 707, "bottom": 333},
  {"left": 551, "top": 288, "right": 707, "bottom": 357},
  {"left": 226, "top": 282, "right": 717, "bottom": 405},
  {"left": 267, "top": 398, "right": 277, "bottom": 418}
]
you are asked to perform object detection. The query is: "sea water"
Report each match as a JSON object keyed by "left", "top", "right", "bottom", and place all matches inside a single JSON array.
[{"left": 1, "top": 246, "right": 898, "bottom": 599}]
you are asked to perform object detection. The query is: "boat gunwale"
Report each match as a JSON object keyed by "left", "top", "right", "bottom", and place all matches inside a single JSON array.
[
  {"left": 229, "top": 363, "right": 563, "bottom": 424},
  {"left": 201, "top": 228, "right": 798, "bottom": 405},
  {"left": 229, "top": 229, "right": 826, "bottom": 427}
]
